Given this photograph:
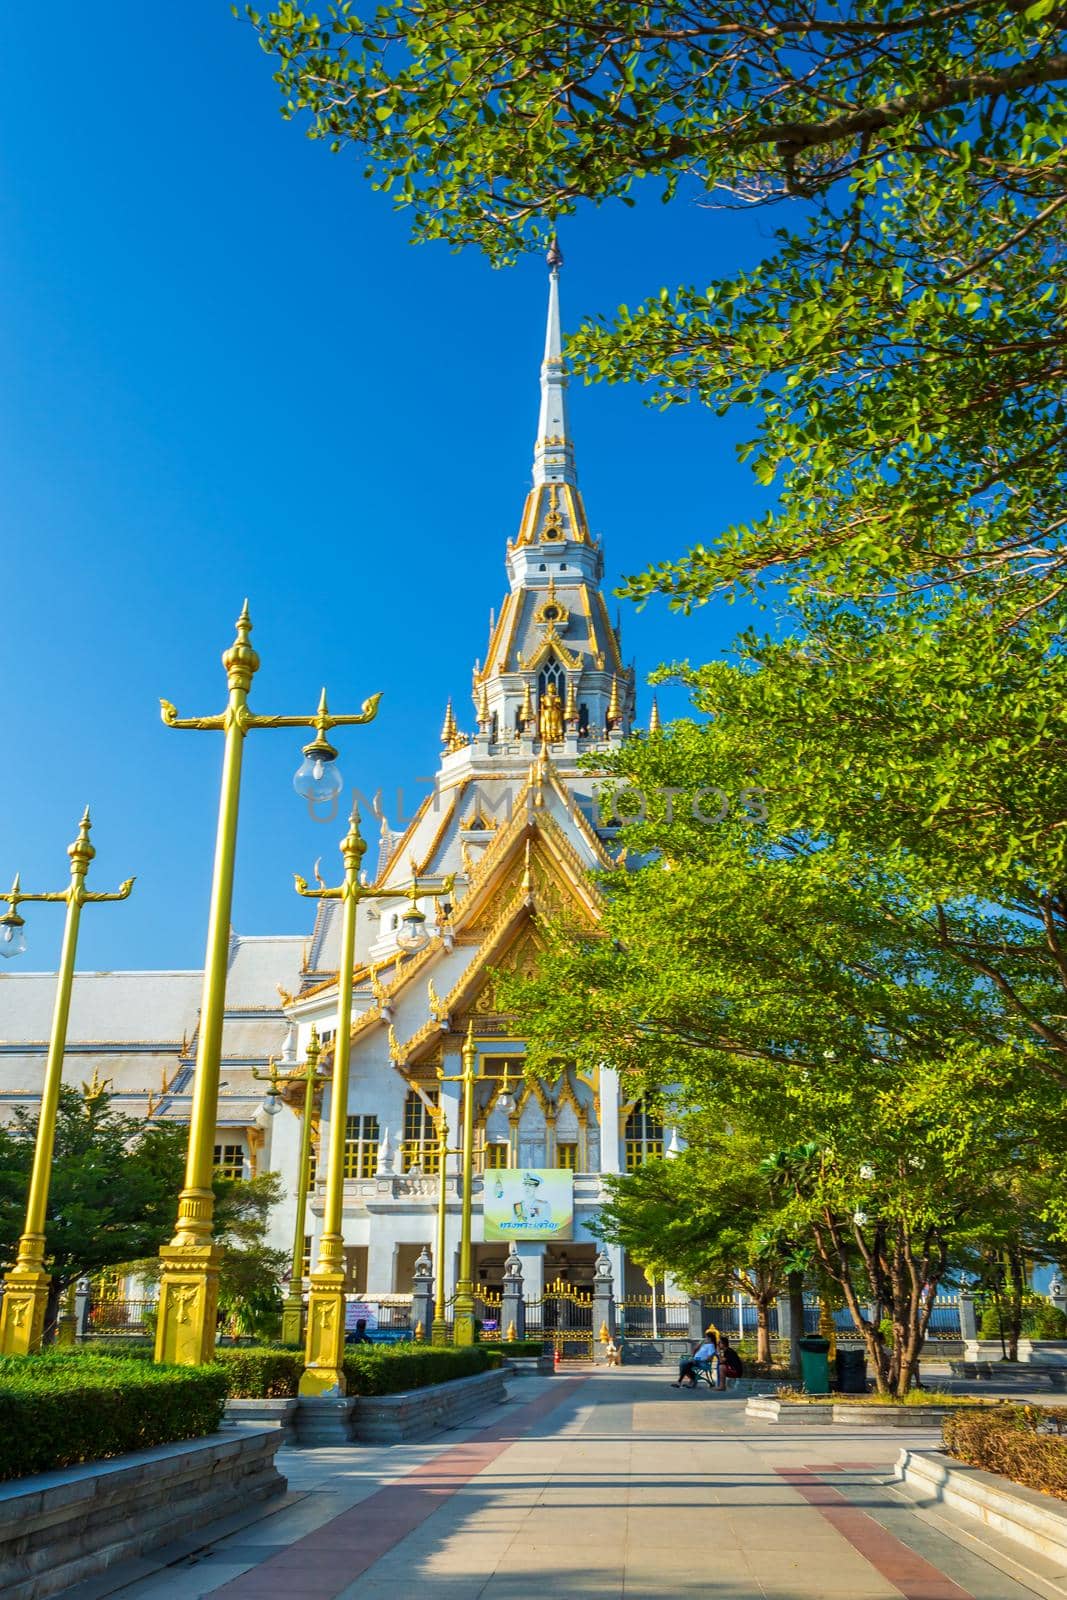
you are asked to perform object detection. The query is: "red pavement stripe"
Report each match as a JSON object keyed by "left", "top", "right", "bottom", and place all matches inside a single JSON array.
[
  {"left": 213, "top": 1378, "right": 585, "bottom": 1600},
  {"left": 776, "top": 1467, "right": 974, "bottom": 1600}
]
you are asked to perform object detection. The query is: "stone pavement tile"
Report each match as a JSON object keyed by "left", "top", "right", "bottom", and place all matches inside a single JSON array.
[{"left": 748, "top": 1550, "right": 902, "bottom": 1595}]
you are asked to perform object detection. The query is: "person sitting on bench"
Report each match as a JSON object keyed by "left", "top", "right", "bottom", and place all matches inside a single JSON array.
[{"left": 671, "top": 1333, "right": 717, "bottom": 1389}]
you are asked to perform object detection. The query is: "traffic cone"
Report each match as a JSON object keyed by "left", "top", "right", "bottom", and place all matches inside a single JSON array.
[{"left": 553, "top": 1344, "right": 560, "bottom": 1370}]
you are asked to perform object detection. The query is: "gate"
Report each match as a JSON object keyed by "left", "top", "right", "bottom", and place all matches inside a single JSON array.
[{"left": 527, "top": 1278, "right": 594, "bottom": 1361}]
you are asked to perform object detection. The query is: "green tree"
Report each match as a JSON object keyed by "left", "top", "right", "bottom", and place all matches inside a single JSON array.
[
  {"left": 134, "top": 1172, "right": 288, "bottom": 1344},
  {"left": 501, "top": 671, "right": 1066, "bottom": 1393},
  {"left": 213, "top": 1172, "right": 287, "bottom": 1341},
  {"left": 250, "top": 2, "right": 1067, "bottom": 613},
  {"left": 0, "top": 1087, "right": 187, "bottom": 1340},
  {"left": 595, "top": 1126, "right": 796, "bottom": 1363}
]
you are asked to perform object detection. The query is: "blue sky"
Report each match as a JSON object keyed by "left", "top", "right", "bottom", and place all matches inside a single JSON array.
[{"left": 1, "top": 6, "right": 781, "bottom": 974}]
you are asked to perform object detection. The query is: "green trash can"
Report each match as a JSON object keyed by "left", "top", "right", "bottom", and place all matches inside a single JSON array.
[{"left": 798, "top": 1335, "right": 831, "bottom": 1394}]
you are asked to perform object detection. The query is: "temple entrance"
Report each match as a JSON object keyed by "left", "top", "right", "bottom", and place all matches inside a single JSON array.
[
  {"left": 544, "top": 1243, "right": 595, "bottom": 1288},
  {"left": 528, "top": 1246, "right": 597, "bottom": 1361}
]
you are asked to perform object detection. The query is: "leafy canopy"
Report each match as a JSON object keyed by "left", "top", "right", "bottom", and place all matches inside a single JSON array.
[{"left": 249, "top": 2, "right": 1067, "bottom": 612}]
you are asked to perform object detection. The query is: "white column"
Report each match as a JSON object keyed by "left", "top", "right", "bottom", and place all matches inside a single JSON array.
[
  {"left": 598, "top": 1066, "right": 622, "bottom": 1174},
  {"left": 367, "top": 1234, "right": 396, "bottom": 1293},
  {"left": 517, "top": 1242, "right": 546, "bottom": 1300}
]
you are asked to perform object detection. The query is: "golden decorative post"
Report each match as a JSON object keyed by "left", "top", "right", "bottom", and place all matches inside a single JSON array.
[
  {"left": 154, "top": 602, "right": 381, "bottom": 1368},
  {"left": 295, "top": 807, "right": 452, "bottom": 1395},
  {"left": 433, "top": 1026, "right": 481, "bottom": 1346},
  {"left": 454, "top": 1027, "right": 478, "bottom": 1346},
  {"left": 434, "top": 1032, "right": 521, "bottom": 1348},
  {"left": 431, "top": 1114, "right": 459, "bottom": 1346},
  {"left": 0, "top": 812, "right": 134, "bottom": 1354},
  {"left": 254, "top": 1027, "right": 322, "bottom": 1347}
]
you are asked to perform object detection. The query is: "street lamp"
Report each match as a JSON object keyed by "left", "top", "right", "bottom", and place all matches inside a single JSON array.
[
  {"left": 154, "top": 602, "right": 381, "bottom": 1369},
  {"left": 254, "top": 1027, "right": 322, "bottom": 1347},
  {"left": 294, "top": 806, "right": 453, "bottom": 1396},
  {"left": 0, "top": 812, "right": 134, "bottom": 1354},
  {"left": 0, "top": 880, "right": 27, "bottom": 959},
  {"left": 435, "top": 1028, "right": 523, "bottom": 1347}
]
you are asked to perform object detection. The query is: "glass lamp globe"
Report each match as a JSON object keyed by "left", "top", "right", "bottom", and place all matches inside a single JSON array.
[
  {"left": 293, "top": 744, "right": 343, "bottom": 803},
  {"left": 396, "top": 904, "right": 429, "bottom": 953},
  {"left": 0, "top": 916, "right": 26, "bottom": 960}
]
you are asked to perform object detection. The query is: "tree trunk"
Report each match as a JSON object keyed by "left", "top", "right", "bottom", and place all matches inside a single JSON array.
[
  {"left": 787, "top": 1271, "right": 804, "bottom": 1380},
  {"left": 755, "top": 1296, "right": 772, "bottom": 1365}
]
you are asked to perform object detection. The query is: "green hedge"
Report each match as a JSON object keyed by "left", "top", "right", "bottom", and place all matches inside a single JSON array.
[
  {"left": 213, "top": 1347, "right": 304, "bottom": 1398},
  {"left": 478, "top": 1340, "right": 543, "bottom": 1358},
  {"left": 0, "top": 1351, "right": 227, "bottom": 1480},
  {"left": 943, "top": 1404, "right": 1067, "bottom": 1499},
  {"left": 979, "top": 1302, "right": 1067, "bottom": 1341},
  {"left": 343, "top": 1343, "right": 492, "bottom": 1395},
  {"left": 207, "top": 1342, "right": 495, "bottom": 1398}
]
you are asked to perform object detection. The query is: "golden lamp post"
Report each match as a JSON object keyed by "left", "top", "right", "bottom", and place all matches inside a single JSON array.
[
  {"left": 255, "top": 1025, "right": 322, "bottom": 1348},
  {"left": 435, "top": 1027, "right": 521, "bottom": 1347},
  {"left": 431, "top": 1114, "right": 458, "bottom": 1346},
  {"left": 0, "top": 811, "right": 134, "bottom": 1354},
  {"left": 154, "top": 602, "right": 381, "bottom": 1368},
  {"left": 294, "top": 806, "right": 453, "bottom": 1395}
]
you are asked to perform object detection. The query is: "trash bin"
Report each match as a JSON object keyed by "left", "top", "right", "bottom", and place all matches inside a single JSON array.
[
  {"left": 835, "top": 1347, "right": 867, "bottom": 1394},
  {"left": 798, "top": 1335, "right": 831, "bottom": 1394}
]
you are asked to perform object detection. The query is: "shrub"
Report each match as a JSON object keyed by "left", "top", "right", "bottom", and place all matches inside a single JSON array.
[
  {"left": 343, "top": 1344, "right": 491, "bottom": 1395},
  {"left": 212, "top": 1347, "right": 303, "bottom": 1398},
  {"left": 979, "top": 1300, "right": 1067, "bottom": 1341},
  {"left": 478, "top": 1340, "right": 543, "bottom": 1358},
  {"left": 942, "top": 1405, "right": 1067, "bottom": 1500},
  {"left": 1032, "top": 1303, "right": 1067, "bottom": 1340},
  {"left": 0, "top": 1351, "right": 227, "bottom": 1480}
]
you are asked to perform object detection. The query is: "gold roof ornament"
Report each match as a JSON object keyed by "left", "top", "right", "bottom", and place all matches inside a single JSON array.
[
  {"left": 606, "top": 676, "right": 621, "bottom": 731},
  {"left": 476, "top": 681, "right": 491, "bottom": 731},
  {"left": 441, "top": 698, "right": 458, "bottom": 747},
  {"left": 564, "top": 676, "right": 579, "bottom": 729},
  {"left": 519, "top": 680, "right": 534, "bottom": 732},
  {"left": 82, "top": 1065, "right": 112, "bottom": 1108},
  {"left": 648, "top": 696, "right": 662, "bottom": 735}
]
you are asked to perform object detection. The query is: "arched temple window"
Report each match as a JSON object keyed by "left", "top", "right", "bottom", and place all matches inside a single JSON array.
[
  {"left": 624, "top": 1103, "right": 663, "bottom": 1172},
  {"left": 401, "top": 1090, "right": 440, "bottom": 1173}
]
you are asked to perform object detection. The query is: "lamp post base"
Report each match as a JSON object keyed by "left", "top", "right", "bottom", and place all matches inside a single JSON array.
[
  {"left": 280, "top": 1291, "right": 304, "bottom": 1349},
  {"left": 0, "top": 1267, "right": 50, "bottom": 1356},
  {"left": 452, "top": 1286, "right": 476, "bottom": 1348},
  {"left": 431, "top": 1316, "right": 450, "bottom": 1347},
  {"left": 300, "top": 1272, "right": 348, "bottom": 1396},
  {"left": 154, "top": 1243, "right": 224, "bottom": 1367}
]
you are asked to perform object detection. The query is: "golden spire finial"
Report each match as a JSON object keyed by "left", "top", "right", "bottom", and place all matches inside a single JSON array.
[
  {"left": 648, "top": 696, "right": 662, "bottom": 735},
  {"left": 441, "top": 698, "right": 457, "bottom": 745},
  {"left": 607, "top": 676, "right": 621, "bottom": 730},
  {"left": 476, "top": 681, "right": 491, "bottom": 731},
  {"left": 222, "top": 598, "right": 260, "bottom": 686},
  {"left": 69, "top": 808, "right": 96, "bottom": 871},
  {"left": 564, "top": 677, "right": 578, "bottom": 729},
  {"left": 520, "top": 681, "right": 534, "bottom": 731},
  {"left": 521, "top": 839, "right": 534, "bottom": 895}
]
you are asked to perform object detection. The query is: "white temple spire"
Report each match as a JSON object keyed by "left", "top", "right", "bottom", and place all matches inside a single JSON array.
[{"left": 532, "top": 237, "right": 577, "bottom": 488}]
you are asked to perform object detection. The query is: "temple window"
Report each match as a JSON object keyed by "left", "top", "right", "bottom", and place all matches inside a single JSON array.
[
  {"left": 213, "top": 1143, "right": 245, "bottom": 1179},
  {"left": 484, "top": 1143, "right": 510, "bottom": 1169},
  {"left": 624, "top": 1104, "right": 663, "bottom": 1172},
  {"left": 343, "top": 1114, "right": 380, "bottom": 1179},
  {"left": 401, "top": 1090, "right": 440, "bottom": 1173},
  {"left": 557, "top": 1141, "right": 578, "bottom": 1170}
]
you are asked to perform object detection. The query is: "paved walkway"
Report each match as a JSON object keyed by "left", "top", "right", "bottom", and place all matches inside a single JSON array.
[{"left": 71, "top": 1370, "right": 1067, "bottom": 1600}]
